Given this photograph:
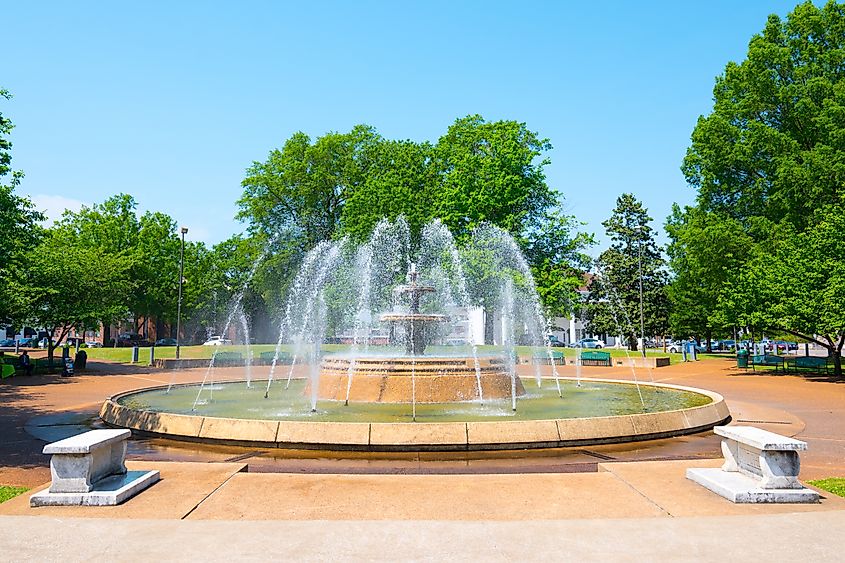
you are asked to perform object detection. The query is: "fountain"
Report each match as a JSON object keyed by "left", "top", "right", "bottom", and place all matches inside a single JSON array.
[
  {"left": 101, "top": 218, "right": 730, "bottom": 451},
  {"left": 317, "top": 262, "right": 523, "bottom": 404}
]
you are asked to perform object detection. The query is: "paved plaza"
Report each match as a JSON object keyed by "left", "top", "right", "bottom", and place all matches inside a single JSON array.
[{"left": 1, "top": 356, "right": 844, "bottom": 560}]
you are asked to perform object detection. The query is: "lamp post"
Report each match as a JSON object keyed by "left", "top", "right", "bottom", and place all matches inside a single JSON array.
[
  {"left": 634, "top": 224, "right": 646, "bottom": 359},
  {"left": 176, "top": 227, "right": 188, "bottom": 360}
]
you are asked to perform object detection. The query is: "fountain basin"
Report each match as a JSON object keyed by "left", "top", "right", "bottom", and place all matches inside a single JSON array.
[
  {"left": 100, "top": 378, "right": 730, "bottom": 452},
  {"left": 317, "top": 356, "right": 524, "bottom": 402}
]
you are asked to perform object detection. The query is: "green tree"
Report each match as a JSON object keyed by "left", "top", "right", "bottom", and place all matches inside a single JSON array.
[
  {"left": 432, "top": 115, "right": 556, "bottom": 241},
  {"left": 683, "top": 1, "right": 845, "bottom": 231},
  {"left": 0, "top": 88, "right": 44, "bottom": 324},
  {"left": 238, "top": 116, "right": 594, "bottom": 332},
  {"left": 13, "top": 234, "right": 132, "bottom": 365},
  {"left": 522, "top": 210, "right": 594, "bottom": 318},
  {"left": 238, "top": 125, "right": 380, "bottom": 248},
  {"left": 55, "top": 194, "right": 216, "bottom": 342},
  {"left": 339, "top": 139, "right": 437, "bottom": 241},
  {"left": 761, "top": 207, "right": 845, "bottom": 373},
  {"left": 665, "top": 205, "right": 752, "bottom": 349},
  {"left": 680, "top": 1, "right": 845, "bottom": 374},
  {"left": 587, "top": 194, "right": 669, "bottom": 351}
]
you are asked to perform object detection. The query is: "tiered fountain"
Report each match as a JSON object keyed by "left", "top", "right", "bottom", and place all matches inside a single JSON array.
[{"left": 317, "top": 263, "right": 524, "bottom": 404}]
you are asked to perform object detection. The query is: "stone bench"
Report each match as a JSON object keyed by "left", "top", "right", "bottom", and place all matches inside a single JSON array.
[
  {"left": 30, "top": 429, "right": 159, "bottom": 507},
  {"left": 687, "top": 425, "right": 819, "bottom": 503}
]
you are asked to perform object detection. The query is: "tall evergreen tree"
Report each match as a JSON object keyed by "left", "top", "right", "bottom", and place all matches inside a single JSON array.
[{"left": 587, "top": 194, "right": 669, "bottom": 351}]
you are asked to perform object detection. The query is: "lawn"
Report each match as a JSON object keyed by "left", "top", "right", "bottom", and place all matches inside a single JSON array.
[
  {"left": 0, "top": 486, "right": 28, "bottom": 504},
  {"left": 808, "top": 478, "right": 845, "bottom": 497},
  {"left": 83, "top": 343, "right": 700, "bottom": 364}
]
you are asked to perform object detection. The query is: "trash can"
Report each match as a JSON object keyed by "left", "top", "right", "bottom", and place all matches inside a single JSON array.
[
  {"left": 74, "top": 350, "right": 87, "bottom": 370},
  {"left": 62, "top": 357, "right": 74, "bottom": 377},
  {"left": 737, "top": 349, "right": 749, "bottom": 368}
]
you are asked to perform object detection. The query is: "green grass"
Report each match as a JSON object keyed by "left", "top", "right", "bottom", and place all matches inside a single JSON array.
[
  {"left": 808, "top": 478, "right": 845, "bottom": 497},
  {"left": 83, "top": 343, "right": 705, "bottom": 365},
  {"left": 0, "top": 486, "right": 28, "bottom": 504}
]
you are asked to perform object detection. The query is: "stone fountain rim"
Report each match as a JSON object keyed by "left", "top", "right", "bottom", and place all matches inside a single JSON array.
[{"left": 99, "top": 378, "right": 730, "bottom": 452}]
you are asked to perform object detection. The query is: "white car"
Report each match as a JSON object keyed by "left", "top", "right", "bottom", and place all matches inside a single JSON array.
[{"left": 202, "top": 336, "right": 233, "bottom": 346}]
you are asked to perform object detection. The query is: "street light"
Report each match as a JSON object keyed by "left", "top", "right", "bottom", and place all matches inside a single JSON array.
[
  {"left": 176, "top": 227, "right": 188, "bottom": 360},
  {"left": 633, "top": 224, "right": 646, "bottom": 359}
]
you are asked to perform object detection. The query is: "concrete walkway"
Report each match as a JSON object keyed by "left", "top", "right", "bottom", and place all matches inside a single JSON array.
[
  {"left": 2, "top": 511, "right": 845, "bottom": 561},
  {"left": 2, "top": 457, "right": 844, "bottom": 560}
]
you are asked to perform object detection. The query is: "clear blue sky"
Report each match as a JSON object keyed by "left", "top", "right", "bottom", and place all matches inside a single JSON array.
[{"left": 4, "top": 1, "right": 809, "bottom": 249}]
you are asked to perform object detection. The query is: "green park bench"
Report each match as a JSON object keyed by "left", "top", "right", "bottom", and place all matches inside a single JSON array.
[
  {"left": 212, "top": 351, "right": 244, "bottom": 365},
  {"left": 750, "top": 354, "right": 785, "bottom": 372},
  {"left": 258, "top": 351, "right": 293, "bottom": 364},
  {"left": 580, "top": 350, "right": 612, "bottom": 366},
  {"left": 785, "top": 356, "right": 829, "bottom": 374},
  {"left": 532, "top": 350, "right": 565, "bottom": 365},
  {"left": 1, "top": 362, "right": 14, "bottom": 379}
]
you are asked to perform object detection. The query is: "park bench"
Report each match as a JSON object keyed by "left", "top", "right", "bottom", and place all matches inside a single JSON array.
[
  {"left": 259, "top": 351, "right": 293, "bottom": 365},
  {"left": 531, "top": 350, "right": 565, "bottom": 365},
  {"left": 30, "top": 429, "right": 159, "bottom": 506},
  {"left": 687, "top": 425, "right": 819, "bottom": 503},
  {"left": 749, "top": 354, "right": 784, "bottom": 372},
  {"left": 0, "top": 362, "right": 14, "bottom": 379},
  {"left": 580, "top": 350, "right": 611, "bottom": 366},
  {"left": 213, "top": 351, "right": 244, "bottom": 365},
  {"left": 785, "top": 355, "right": 829, "bottom": 374}
]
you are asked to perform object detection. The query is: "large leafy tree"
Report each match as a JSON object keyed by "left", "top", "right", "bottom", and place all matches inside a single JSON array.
[
  {"left": 55, "top": 194, "right": 216, "bottom": 341},
  {"left": 679, "top": 1, "right": 845, "bottom": 374},
  {"left": 587, "top": 194, "right": 669, "bottom": 351},
  {"left": 683, "top": 1, "right": 845, "bottom": 229},
  {"left": 13, "top": 233, "right": 132, "bottom": 364},
  {"left": 665, "top": 205, "right": 752, "bottom": 348},
  {"left": 238, "top": 125, "right": 380, "bottom": 248},
  {"left": 432, "top": 115, "right": 556, "bottom": 241},
  {"left": 339, "top": 139, "right": 437, "bottom": 242},
  {"left": 0, "top": 88, "right": 43, "bottom": 324},
  {"left": 238, "top": 116, "right": 585, "bottom": 323}
]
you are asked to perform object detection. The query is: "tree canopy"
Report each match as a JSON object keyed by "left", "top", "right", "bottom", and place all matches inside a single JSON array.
[
  {"left": 238, "top": 115, "right": 591, "bottom": 320},
  {"left": 587, "top": 194, "right": 669, "bottom": 350},
  {"left": 0, "top": 88, "right": 43, "bottom": 324},
  {"left": 673, "top": 0, "right": 845, "bottom": 373}
]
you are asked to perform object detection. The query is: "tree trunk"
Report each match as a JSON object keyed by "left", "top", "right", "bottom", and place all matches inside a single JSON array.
[
  {"left": 484, "top": 307, "right": 494, "bottom": 345},
  {"left": 46, "top": 328, "right": 55, "bottom": 370},
  {"left": 705, "top": 327, "right": 713, "bottom": 353},
  {"left": 832, "top": 350, "right": 842, "bottom": 378},
  {"left": 629, "top": 333, "right": 638, "bottom": 352}
]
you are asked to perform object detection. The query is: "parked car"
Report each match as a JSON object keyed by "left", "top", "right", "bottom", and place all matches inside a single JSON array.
[
  {"left": 84, "top": 341, "right": 103, "bottom": 348},
  {"left": 719, "top": 340, "right": 736, "bottom": 351},
  {"left": 154, "top": 338, "right": 178, "bottom": 347},
  {"left": 116, "top": 332, "right": 151, "bottom": 347},
  {"left": 572, "top": 338, "right": 605, "bottom": 349},
  {"left": 667, "top": 340, "right": 705, "bottom": 354},
  {"left": 0, "top": 339, "right": 15, "bottom": 347},
  {"left": 546, "top": 335, "right": 564, "bottom": 347},
  {"left": 202, "top": 336, "right": 233, "bottom": 346},
  {"left": 16, "top": 337, "right": 36, "bottom": 347}
]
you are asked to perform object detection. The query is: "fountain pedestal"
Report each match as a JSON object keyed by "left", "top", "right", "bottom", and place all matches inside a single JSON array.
[{"left": 317, "top": 356, "right": 524, "bottom": 403}]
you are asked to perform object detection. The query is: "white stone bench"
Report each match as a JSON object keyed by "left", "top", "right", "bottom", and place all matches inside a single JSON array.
[
  {"left": 30, "top": 429, "right": 159, "bottom": 507},
  {"left": 687, "top": 425, "right": 819, "bottom": 503},
  {"left": 44, "top": 429, "right": 130, "bottom": 493}
]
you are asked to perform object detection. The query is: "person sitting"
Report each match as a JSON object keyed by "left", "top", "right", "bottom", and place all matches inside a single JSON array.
[{"left": 19, "top": 350, "right": 33, "bottom": 376}]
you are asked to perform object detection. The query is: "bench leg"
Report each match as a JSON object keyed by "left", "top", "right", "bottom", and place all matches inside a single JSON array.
[
  {"left": 721, "top": 440, "right": 739, "bottom": 473},
  {"left": 759, "top": 451, "right": 802, "bottom": 489}
]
